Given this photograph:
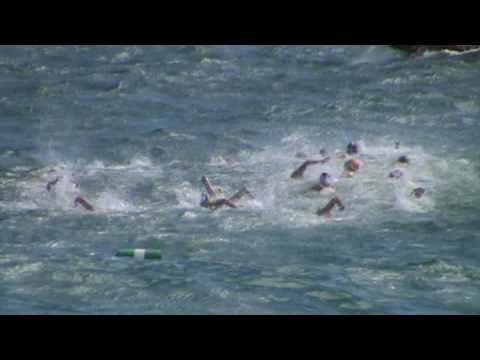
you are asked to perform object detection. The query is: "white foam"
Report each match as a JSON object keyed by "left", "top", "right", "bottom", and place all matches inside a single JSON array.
[
  {"left": 169, "top": 132, "right": 196, "bottom": 140},
  {"left": 128, "top": 155, "right": 153, "bottom": 169},
  {"left": 112, "top": 51, "right": 131, "bottom": 63},
  {"left": 94, "top": 191, "right": 131, "bottom": 212},
  {"left": 220, "top": 137, "right": 479, "bottom": 229},
  {"left": 7, "top": 136, "right": 478, "bottom": 230},
  {"left": 208, "top": 156, "right": 229, "bottom": 166},
  {"left": 174, "top": 182, "right": 200, "bottom": 209},
  {"left": 351, "top": 45, "right": 396, "bottom": 65},
  {"left": 8, "top": 157, "right": 144, "bottom": 214},
  {"left": 243, "top": 199, "right": 265, "bottom": 210},
  {"left": 443, "top": 48, "right": 480, "bottom": 56},
  {"left": 455, "top": 101, "right": 480, "bottom": 114},
  {"left": 182, "top": 211, "right": 197, "bottom": 219}
]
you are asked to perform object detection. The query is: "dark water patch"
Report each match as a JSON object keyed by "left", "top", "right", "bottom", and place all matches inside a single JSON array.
[
  {"left": 381, "top": 220, "right": 443, "bottom": 233},
  {"left": 148, "top": 146, "right": 168, "bottom": 161},
  {"left": 0, "top": 79, "right": 41, "bottom": 98},
  {"left": 104, "top": 65, "right": 132, "bottom": 75},
  {"left": 145, "top": 128, "right": 172, "bottom": 138},
  {"left": 72, "top": 76, "right": 121, "bottom": 93}
]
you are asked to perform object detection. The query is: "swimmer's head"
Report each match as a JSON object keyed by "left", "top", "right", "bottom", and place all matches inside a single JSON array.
[
  {"left": 397, "top": 155, "right": 410, "bottom": 164},
  {"left": 319, "top": 173, "right": 332, "bottom": 187},
  {"left": 319, "top": 148, "right": 327, "bottom": 156},
  {"left": 389, "top": 169, "right": 404, "bottom": 179},
  {"left": 345, "top": 159, "right": 360, "bottom": 172},
  {"left": 412, "top": 188, "right": 426, "bottom": 199},
  {"left": 346, "top": 142, "right": 359, "bottom": 155}
]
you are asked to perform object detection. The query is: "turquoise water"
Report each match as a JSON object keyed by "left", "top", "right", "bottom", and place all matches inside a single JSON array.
[{"left": 1, "top": 45, "right": 480, "bottom": 314}]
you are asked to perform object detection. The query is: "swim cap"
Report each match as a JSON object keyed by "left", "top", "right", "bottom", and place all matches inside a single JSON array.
[
  {"left": 346, "top": 143, "right": 359, "bottom": 155},
  {"left": 397, "top": 155, "right": 409, "bottom": 164},
  {"left": 345, "top": 159, "right": 360, "bottom": 172},
  {"left": 319, "top": 173, "right": 332, "bottom": 187},
  {"left": 200, "top": 192, "right": 209, "bottom": 207}
]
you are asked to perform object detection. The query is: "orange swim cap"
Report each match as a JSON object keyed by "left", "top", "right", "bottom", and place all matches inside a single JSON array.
[{"left": 345, "top": 159, "right": 360, "bottom": 172}]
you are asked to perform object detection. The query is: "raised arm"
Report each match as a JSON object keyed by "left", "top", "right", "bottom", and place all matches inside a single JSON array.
[
  {"left": 290, "top": 157, "right": 330, "bottom": 179},
  {"left": 201, "top": 176, "right": 217, "bottom": 197},
  {"left": 74, "top": 196, "right": 95, "bottom": 211}
]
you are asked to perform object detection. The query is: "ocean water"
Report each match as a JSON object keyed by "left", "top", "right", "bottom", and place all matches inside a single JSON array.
[{"left": 1, "top": 45, "right": 480, "bottom": 314}]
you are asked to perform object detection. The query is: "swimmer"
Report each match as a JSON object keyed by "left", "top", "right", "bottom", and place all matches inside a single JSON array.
[
  {"left": 47, "top": 175, "right": 95, "bottom": 212},
  {"left": 343, "top": 159, "right": 361, "bottom": 177},
  {"left": 389, "top": 169, "right": 404, "bottom": 179},
  {"left": 200, "top": 176, "right": 254, "bottom": 210},
  {"left": 395, "top": 142, "right": 400, "bottom": 150},
  {"left": 74, "top": 196, "right": 95, "bottom": 211},
  {"left": 290, "top": 157, "right": 331, "bottom": 179},
  {"left": 338, "top": 142, "right": 359, "bottom": 159},
  {"left": 397, "top": 155, "right": 410, "bottom": 165},
  {"left": 389, "top": 157, "right": 409, "bottom": 178},
  {"left": 46, "top": 175, "right": 79, "bottom": 191},
  {"left": 309, "top": 172, "right": 336, "bottom": 193},
  {"left": 346, "top": 142, "right": 359, "bottom": 155},
  {"left": 316, "top": 197, "right": 345, "bottom": 217},
  {"left": 410, "top": 188, "right": 426, "bottom": 199}
]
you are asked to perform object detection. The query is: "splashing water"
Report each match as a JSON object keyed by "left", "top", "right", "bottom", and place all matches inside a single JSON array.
[{"left": 2, "top": 45, "right": 480, "bottom": 315}]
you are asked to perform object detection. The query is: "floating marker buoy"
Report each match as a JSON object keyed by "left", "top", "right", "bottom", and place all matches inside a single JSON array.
[{"left": 115, "top": 249, "right": 162, "bottom": 260}]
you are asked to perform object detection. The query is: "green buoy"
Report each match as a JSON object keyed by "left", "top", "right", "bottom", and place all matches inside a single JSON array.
[{"left": 115, "top": 249, "right": 162, "bottom": 260}]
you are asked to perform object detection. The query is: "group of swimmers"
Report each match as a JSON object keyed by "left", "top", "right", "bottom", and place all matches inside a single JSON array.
[
  {"left": 45, "top": 141, "right": 426, "bottom": 217},
  {"left": 199, "top": 141, "right": 427, "bottom": 217}
]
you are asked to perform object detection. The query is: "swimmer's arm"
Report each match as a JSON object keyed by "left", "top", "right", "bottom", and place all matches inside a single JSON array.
[
  {"left": 316, "top": 197, "right": 344, "bottom": 216},
  {"left": 223, "top": 199, "right": 238, "bottom": 209},
  {"left": 46, "top": 177, "right": 60, "bottom": 191},
  {"left": 290, "top": 158, "right": 330, "bottom": 179},
  {"left": 201, "top": 176, "right": 217, "bottom": 197},
  {"left": 309, "top": 184, "right": 325, "bottom": 192},
  {"left": 316, "top": 201, "right": 334, "bottom": 217},
  {"left": 336, "top": 197, "right": 345, "bottom": 210},
  {"left": 74, "top": 196, "right": 95, "bottom": 211},
  {"left": 210, "top": 199, "right": 238, "bottom": 211}
]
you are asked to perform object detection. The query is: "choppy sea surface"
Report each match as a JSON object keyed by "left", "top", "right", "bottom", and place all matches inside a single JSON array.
[{"left": 1, "top": 45, "right": 480, "bottom": 314}]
